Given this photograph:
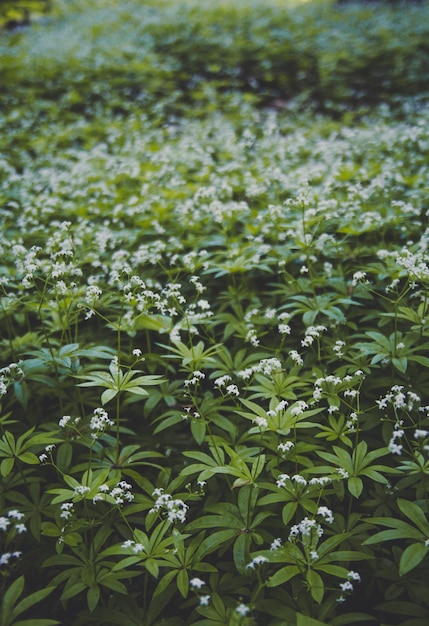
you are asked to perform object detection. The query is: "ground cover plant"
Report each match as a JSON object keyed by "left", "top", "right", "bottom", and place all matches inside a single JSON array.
[{"left": 1, "top": 0, "right": 429, "bottom": 624}]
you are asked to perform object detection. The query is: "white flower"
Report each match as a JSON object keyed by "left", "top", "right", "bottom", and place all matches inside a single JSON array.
[
  {"left": 289, "top": 349, "right": 303, "bottom": 364},
  {"left": 15, "top": 524, "right": 27, "bottom": 534},
  {"left": 270, "top": 537, "right": 282, "bottom": 551},
  {"left": 226, "top": 384, "right": 240, "bottom": 396},
  {"left": 340, "top": 581, "right": 354, "bottom": 592},
  {"left": 59, "top": 415, "right": 71, "bottom": 428},
  {"left": 317, "top": 506, "right": 334, "bottom": 524},
  {"left": 290, "top": 401, "right": 308, "bottom": 416},
  {"left": 132, "top": 348, "right": 142, "bottom": 357},
  {"left": 0, "top": 517, "right": 10, "bottom": 531},
  {"left": 352, "top": 271, "right": 367, "bottom": 286},
  {"left": 246, "top": 555, "right": 269, "bottom": 568},
  {"left": 276, "top": 474, "right": 290, "bottom": 488},
  {"left": 292, "top": 474, "right": 307, "bottom": 486},
  {"left": 235, "top": 603, "right": 250, "bottom": 616},
  {"left": 253, "top": 416, "right": 268, "bottom": 429},
  {"left": 8, "top": 510, "right": 24, "bottom": 520},
  {"left": 190, "top": 578, "right": 206, "bottom": 589},
  {"left": 414, "top": 429, "right": 429, "bottom": 439},
  {"left": 214, "top": 375, "right": 232, "bottom": 388},
  {"left": 133, "top": 543, "right": 144, "bottom": 554},
  {"left": 199, "top": 595, "right": 211, "bottom": 606}
]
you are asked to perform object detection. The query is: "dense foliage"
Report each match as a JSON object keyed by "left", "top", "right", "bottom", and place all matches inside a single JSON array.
[{"left": 1, "top": 1, "right": 429, "bottom": 624}]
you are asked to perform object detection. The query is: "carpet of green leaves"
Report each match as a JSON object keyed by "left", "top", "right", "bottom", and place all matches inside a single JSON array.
[{"left": 1, "top": 1, "right": 429, "bottom": 624}]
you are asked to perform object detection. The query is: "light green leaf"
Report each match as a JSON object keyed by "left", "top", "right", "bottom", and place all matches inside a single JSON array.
[{"left": 399, "top": 542, "right": 429, "bottom": 575}]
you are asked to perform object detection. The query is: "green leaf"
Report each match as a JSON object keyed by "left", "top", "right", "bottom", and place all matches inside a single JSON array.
[
  {"left": 267, "top": 566, "right": 300, "bottom": 587},
  {"left": 1, "top": 457, "right": 15, "bottom": 477},
  {"left": 399, "top": 543, "right": 429, "bottom": 575},
  {"left": 87, "top": 586, "right": 100, "bottom": 612},
  {"left": 195, "top": 529, "right": 237, "bottom": 560},
  {"left": 297, "top": 615, "right": 328, "bottom": 626},
  {"left": 307, "top": 569, "right": 324, "bottom": 603},
  {"left": 101, "top": 388, "right": 118, "bottom": 405},
  {"left": 397, "top": 499, "right": 429, "bottom": 535},
  {"left": 348, "top": 476, "right": 363, "bottom": 498},
  {"left": 191, "top": 419, "right": 206, "bottom": 444},
  {"left": 13, "top": 586, "right": 57, "bottom": 620},
  {"left": 177, "top": 569, "right": 189, "bottom": 598},
  {"left": 2, "top": 575, "right": 25, "bottom": 622},
  {"left": 18, "top": 452, "right": 39, "bottom": 464}
]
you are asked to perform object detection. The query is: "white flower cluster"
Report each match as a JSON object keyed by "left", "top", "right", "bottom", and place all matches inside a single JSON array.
[
  {"left": 351, "top": 271, "right": 368, "bottom": 286},
  {"left": 214, "top": 375, "right": 232, "bottom": 388},
  {"left": 58, "top": 414, "right": 81, "bottom": 429},
  {"left": 277, "top": 441, "right": 294, "bottom": 454},
  {"left": 301, "top": 325, "right": 327, "bottom": 347},
  {"left": 317, "top": 506, "right": 334, "bottom": 524},
  {"left": 150, "top": 488, "right": 188, "bottom": 523},
  {"left": 90, "top": 407, "right": 114, "bottom": 438},
  {"left": 388, "top": 423, "right": 404, "bottom": 455},
  {"left": 246, "top": 555, "right": 269, "bottom": 569},
  {"left": 337, "top": 570, "right": 361, "bottom": 603},
  {"left": 276, "top": 474, "right": 330, "bottom": 489},
  {"left": 288, "top": 349, "right": 303, "bottom": 365},
  {"left": 290, "top": 400, "right": 308, "bottom": 417},
  {"left": 60, "top": 502, "right": 74, "bottom": 520},
  {"left": 376, "top": 385, "right": 419, "bottom": 411},
  {"left": 184, "top": 370, "right": 206, "bottom": 387},
  {"left": 237, "top": 357, "right": 283, "bottom": 381},
  {"left": 0, "top": 363, "right": 24, "bottom": 396},
  {"left": 93, "top": 481, "right": 134, "bottom": 505},
  {"left": 289, "top": 517, "right": 323, "bottom": 540},
  {"left": 39, "top": 444, "right": 56, "bottom": 463},
  {"left": 253, "top": 416, "right": 268, "bottom": 429},
  {"left": 0, "top": 510, "right": 26, "bottom": 534},
  {"left": 122, "top": 539, "right": 145, "bottom": 554}
]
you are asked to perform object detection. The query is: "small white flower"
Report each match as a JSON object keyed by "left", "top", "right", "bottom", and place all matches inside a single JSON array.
[
  {"left": 415, "top": 429, "right": 429, "bottom": 439},
  {"left": 59, "top": 415, "right": 71, "bottom": 428},
  {"left": 226, "top": 384, "right": 240, "bottom": 396},
  {"left": 15, "top": 524, "right": 27, "bottom": 534},
  {"left": 317, "top": 506, "right": 334, "bottom": 523},
  {"left": 253, "top": 416, "right": 268, "bottom": 429},
  {"left": 340, "top": 581, "right": 354, "bottom": 592},
  {"left": 276, "top": 474, "right": 290, "bottom": 488},
  {"left": 190, "top": 578, "right": 206, "bottom": 589},
  {"left": 199, "top": 595, "right": 211, "bottom": 606},
  {"left": 246, "top": 555, "right": 269, "bottom": 568},
  {"left": 235, "top": 603, "right": 250, "bottom": 616},
  {"left": 270, "top": 537, "right": 282, "bottom": 551}
]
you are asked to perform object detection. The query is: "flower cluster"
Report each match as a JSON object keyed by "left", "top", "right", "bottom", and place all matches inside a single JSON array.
[
  {"left": 89, "top": 407, "right": 114, "bottom": 438},
  {"left": 150, "top": 488, "right": 189, "bottom": 523}
]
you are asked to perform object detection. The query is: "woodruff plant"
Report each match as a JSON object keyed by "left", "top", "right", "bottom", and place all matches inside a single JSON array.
[{"left": 1, "top": 1, "right": 429, "bottom": 623}]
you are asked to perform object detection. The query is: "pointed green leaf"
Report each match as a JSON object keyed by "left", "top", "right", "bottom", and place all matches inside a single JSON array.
[
  {"left": 399, "top": 542, "right": 429, "bottom": 575},
  {"left": 101, "top": 388, "right": 118, "bottom": 405},
  {"left": 397, "top": 499, "right": 429, "bottom": 535},
  {"left": 267, "top": 566, "right": 300, "bottom": 587}
]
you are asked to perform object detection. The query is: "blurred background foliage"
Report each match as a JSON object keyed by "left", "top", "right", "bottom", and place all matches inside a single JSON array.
[{"left": 1, "top": 0, "right": 428, "bottom": 118}]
